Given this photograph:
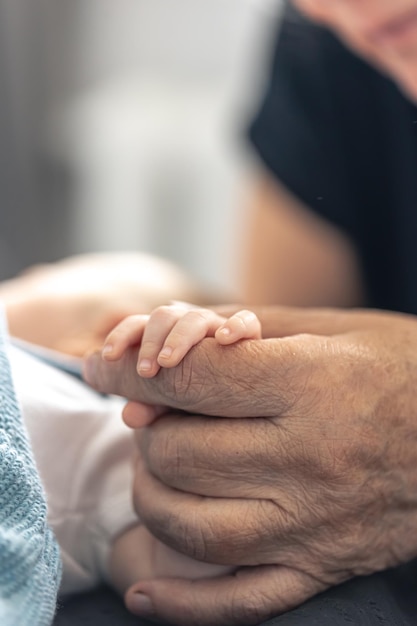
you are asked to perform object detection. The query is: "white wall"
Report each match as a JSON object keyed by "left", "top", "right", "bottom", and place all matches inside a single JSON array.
[{"left": 46, "top": 0, "right": 282, "bottom": 293}]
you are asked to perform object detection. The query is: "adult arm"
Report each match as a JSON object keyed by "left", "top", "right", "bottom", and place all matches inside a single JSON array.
[
  {"left": 240, "top": 174, "right": 364, "bottom": 307},
  {"left": 84, "top": 306, "right": 417, "bottom": 626}
]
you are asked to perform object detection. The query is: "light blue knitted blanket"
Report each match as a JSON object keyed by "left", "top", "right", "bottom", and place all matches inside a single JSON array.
[{"left": 0, "top": 312, "right": 62, "bottom": 625}]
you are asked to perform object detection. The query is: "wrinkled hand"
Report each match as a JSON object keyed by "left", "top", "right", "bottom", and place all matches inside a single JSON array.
[{"left": 84, "top": 307, "right": 417, "bottom": 626}]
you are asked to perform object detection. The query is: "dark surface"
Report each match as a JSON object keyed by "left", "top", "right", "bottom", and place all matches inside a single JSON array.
[
  {"left": 54, "top": 587, "right": 153, "bottom": 626},
  {"left": 54, "top": 559, "right": 417, "bottom": 625}
]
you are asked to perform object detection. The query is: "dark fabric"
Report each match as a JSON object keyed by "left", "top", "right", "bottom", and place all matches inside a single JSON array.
[
  {"left": 266, "top": 560, "right": 417, "bottom": 626},
  {"left": 54, "top": 587, "right": 150, "bottom": 625},
  {"left": 249, "top": 2, "right": 417, "bottom": 315},
  {"left": 54, "top": 559, "right": 417, "bottom": 625}
]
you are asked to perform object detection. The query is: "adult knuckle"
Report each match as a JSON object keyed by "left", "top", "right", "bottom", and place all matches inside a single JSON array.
[
  {"left": 184, "top": 519, "right": 211, "bottom": 561},
  {"left": 228, "top": 588, "right": 271, "bottom": 625},
  {"left": 175, "top": 506, "right": 226, "bottom": 561},
  {"left": 160, "top": 508, "right": 209, "bottom": 561},
  {"left": 202, "top": 501, "right": 274, "bottom": 565},
  {"left": 170, "top": 508, "right": 243, "bottom": 564},
  {"left": 160, "top": 350, "right": 212, "bottom": 409},
  {"left": 267, "top": 495, "right": 300, "bottom": 530},
  {"left": 146, "top": 429, "right": 183, "bottom": 483},
  {"left": 145, "top": 422, "right": 203, "bottom": 491}
]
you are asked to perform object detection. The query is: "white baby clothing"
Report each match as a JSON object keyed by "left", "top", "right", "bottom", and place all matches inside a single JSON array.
[{"left": 8, "top": 344, "right": 138, "bottom": 595}]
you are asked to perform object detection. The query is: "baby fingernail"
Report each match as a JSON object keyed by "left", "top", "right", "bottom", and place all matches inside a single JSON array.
[
  {"left": 138, "top": 359, "right": 152, "bottom": 372},
  {"left": 219, "top": 327, "right": 231, "bottom": 337},
  {"left": 159, "top": 346, "right": 173, "bottom": 359},
  {"left": 102, "top": 344, "right": 113, "bottom": 357}
]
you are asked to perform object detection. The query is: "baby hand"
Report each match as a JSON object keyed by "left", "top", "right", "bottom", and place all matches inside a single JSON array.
[{"left": 102, "top": 303, "right": 261, "bottom": 379}]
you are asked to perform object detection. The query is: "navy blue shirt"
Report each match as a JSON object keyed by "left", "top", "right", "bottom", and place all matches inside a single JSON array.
[{"left": 249, "top": 2, "right": 417, "bottom": 314}]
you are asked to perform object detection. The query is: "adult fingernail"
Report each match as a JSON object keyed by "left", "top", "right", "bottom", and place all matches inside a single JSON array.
[{"left": 129, "top": 592, "right": 155, "bottom": 618}]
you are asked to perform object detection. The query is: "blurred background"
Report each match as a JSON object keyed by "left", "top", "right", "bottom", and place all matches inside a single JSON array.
[{"left": 0, "top": 0, "right": 282, "bottom": 295}]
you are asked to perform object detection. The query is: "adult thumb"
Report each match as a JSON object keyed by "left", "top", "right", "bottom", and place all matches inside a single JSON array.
[{"left": 124, "top": 565, "right": 325, "bottom": 626}]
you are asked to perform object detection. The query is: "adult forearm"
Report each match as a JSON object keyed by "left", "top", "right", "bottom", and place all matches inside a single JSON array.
[{"left": 212, "top": 304, "right": 366, "bottom": 339}]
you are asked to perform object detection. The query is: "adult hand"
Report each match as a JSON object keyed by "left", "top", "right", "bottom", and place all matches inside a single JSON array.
[{"left": 84, "top": 307, "right": 417, "bottom": 626}]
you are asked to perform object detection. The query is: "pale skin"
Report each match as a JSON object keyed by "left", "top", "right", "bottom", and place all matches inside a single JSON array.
[{"left": 83, "top": 1, "right": 417, "bottom": 625}]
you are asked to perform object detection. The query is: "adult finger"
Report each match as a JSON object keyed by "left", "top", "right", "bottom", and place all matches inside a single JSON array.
[
  {"left": 135, "top": 414, "right": 299, "bottom": 498},
  {"left": 124, "top": 565, "right": 325, "bottom": 626},
  {"left": 132, "top": 454, "right": 304, "bottom": 565}
]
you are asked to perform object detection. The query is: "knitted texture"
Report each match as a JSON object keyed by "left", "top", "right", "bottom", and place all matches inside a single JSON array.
[{"left": 0, "top": 313, "right": 62, "bottom": 625}]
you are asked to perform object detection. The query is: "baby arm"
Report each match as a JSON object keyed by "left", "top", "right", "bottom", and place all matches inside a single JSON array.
[{"left": 102, "top": 302, "right": 261, "bottom": 378}]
